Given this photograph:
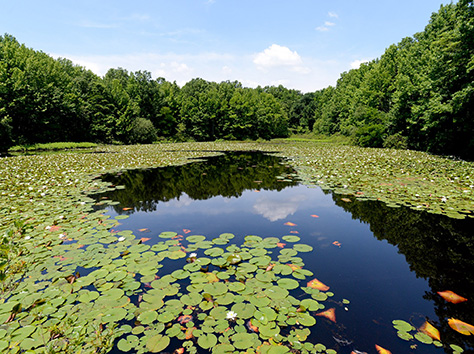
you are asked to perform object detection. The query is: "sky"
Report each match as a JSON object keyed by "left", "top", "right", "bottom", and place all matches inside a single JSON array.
[{"left": 1, "top": 0, "right": 451, "bottom": 92}]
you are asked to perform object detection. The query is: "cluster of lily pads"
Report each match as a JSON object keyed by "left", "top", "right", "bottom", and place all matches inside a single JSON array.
[
  {"left": 115, "top": 231, "right": 336, "bottom": 354},
  {"left": 280, "top": 143, "right": 474, "bottom": 219},
  {"left": 2, "top": 141, "right": 474, "bottom": 353}
]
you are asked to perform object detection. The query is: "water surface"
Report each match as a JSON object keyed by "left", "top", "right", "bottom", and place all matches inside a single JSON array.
[{"left": 98, "top": 151, "right": 474, "bottom": 354}]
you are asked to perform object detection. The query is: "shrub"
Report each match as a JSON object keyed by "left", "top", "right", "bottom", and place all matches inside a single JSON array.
[
  {"left": 129, "top": 118, "right": 157, "bottom": 144},
  {"left": 383, "top": 132, "right": 408, "bottom": 149},
  {"left": 354, "top": 124, "right": 386, "bottom": 148}
]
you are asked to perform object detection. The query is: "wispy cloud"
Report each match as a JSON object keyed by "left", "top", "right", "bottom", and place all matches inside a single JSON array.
[
  {"left": 77, "top": 20, "right": 118, "bottom": 29},
  {"left": 316, "top": 13, "right": 338, "bottom": 32}
]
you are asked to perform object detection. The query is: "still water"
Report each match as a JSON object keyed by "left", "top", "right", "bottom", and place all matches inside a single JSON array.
[{"left": 97, "top": 151, "right": 474, "bottom": 354}]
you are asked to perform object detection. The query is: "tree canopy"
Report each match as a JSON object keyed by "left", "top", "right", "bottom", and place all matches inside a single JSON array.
[{"left": 1, "top": 0, "right": 473, "bottom": 158}]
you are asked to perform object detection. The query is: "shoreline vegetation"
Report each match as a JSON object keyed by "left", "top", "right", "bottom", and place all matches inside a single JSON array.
[
  {"left": 1, "top": 141, "right": 473, "bottom": 353},
  {"left": 1, "top": 1, "right": 473, "bottom": 159}
]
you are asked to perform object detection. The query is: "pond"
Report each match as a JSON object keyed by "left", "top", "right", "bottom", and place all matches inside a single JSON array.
[{"left": 95, "top": 151, "right": 474, "bottom": 354}]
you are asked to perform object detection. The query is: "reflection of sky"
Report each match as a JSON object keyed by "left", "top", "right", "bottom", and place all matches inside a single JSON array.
[{"left": 253, "top": 193, "right": 308, "bottom": 221}]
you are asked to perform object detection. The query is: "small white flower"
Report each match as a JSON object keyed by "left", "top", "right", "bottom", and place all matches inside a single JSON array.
[
  {"left": 45, "top": 226, "right": 51, "bottom": 230},
  {"left": 189, "top": 253, "right": 197, "bottom": 258},
  {"left": 441, "top": 196, "right": 447, "bottom": 202},
  {"left": 226, "top": 311, "right": 237, "bottom": 320},
  {"left": 41, "top": 193, "right": 46, "bottom": 196},
  {"left": 58, "top": 234, "right": 66, "bottom": 239},
  {"left": 58, "top": 215, "right": 64, "bottom": 219},
  {"left": 118, "top": 236, "right": 126, "bottom": 242},
  {"left": 80, "top": 202, "right": 86, "bottom": 205},
  {"left": 24, "top": 236, "right": 31, "bottom": 240}
]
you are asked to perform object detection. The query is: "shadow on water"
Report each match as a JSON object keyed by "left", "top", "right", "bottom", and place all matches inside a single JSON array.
[{"left": 95, "top": 151, "right": 474, "bottom": 353}]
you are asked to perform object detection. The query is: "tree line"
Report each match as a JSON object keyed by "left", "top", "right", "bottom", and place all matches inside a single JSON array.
[{"left": 1, "top": 0, "right": 473, "bottom": 158}]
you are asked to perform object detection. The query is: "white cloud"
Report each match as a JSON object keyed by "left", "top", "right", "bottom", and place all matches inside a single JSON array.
[
  {"left": 51, "top": 50, "right": 345, "bottom": 92},
  {"left": 316, "top": 26, "right": 329, "bottom": 32},
  {"left": 324, "top": 21, "right": 335, "bottom": 27},
  {"left": 350, "top": 59, "right": 371, "bottom": 69},
  {"left": 328, "top": 11, "right": 339, "bottom": 18},
  {"left": 253, "top": 44, "right": 303, "bottom": 69}
]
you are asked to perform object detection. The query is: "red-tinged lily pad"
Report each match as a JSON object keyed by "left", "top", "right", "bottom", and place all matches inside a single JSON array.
[
  {"left": 140, "top": 237, "right": 151, "bottom": 242},
  {"left": 290, "top": 231, "right": 299, "bottom": 234},
  {"left": 307, "top": 278, "right": 330, "bottom": 291},
  {"left": 310, "top": 214, "right": 319, "bottom": 218},
  {"left": 277, "top": 243, "right": 286, "bottom": 248},
  {"left": 437, "top": 290, "right": 468, "bottom": 304},
  {"left": 139, "top": 228, "right": 150, "bottom": 232},
  {"left": 332, "top": 241, "right": 341, "bottom": 247},
  {"left": 315, "top": 308, "right": 336, "bottom": 323},
  {"left": 375, "top": 344, "right": 392, "bottom": 354},
  {"left": 448, "top": 318, "right": 474, "bottom": 335},
  {"left": 284, "top": 222, "right": 297, "bottom": 226},
  {"left": 420, "top": 321, "right": 441, "bottom": 341},
  {"left": 183, "top": 229, "right": 191, "bottom": 234}
]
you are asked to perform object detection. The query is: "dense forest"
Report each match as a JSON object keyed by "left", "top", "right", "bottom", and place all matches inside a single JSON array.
[{"left": 0, "top": 0, "right": 473, "bottom": 158}]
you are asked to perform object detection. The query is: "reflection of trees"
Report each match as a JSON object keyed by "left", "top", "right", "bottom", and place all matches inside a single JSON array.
[
  {"left": 330, "top": 193, "right": 474, "bottom": 349},
  {"left": 96, "top": 152, "right": 298, "bottom": 213}
]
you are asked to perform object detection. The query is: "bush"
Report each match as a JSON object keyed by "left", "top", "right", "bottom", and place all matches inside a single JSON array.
[
  {"left": 354, "top": 124, "right": 386, "bottom": 148},
  {"left": 383, "top": 132, "right": 408, "bottom": 149},
  {"left": 128, "top": 118, "right": 157, "bottom": 144}
]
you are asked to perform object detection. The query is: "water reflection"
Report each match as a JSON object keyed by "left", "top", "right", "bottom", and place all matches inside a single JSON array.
[
  {"left": 98, "top": 151, "right": 298, "bottom": 213},
  {"left": 253, "top": 193, "right": 309, "bottom": 221},
  {"left": 97, "top": 151, "right": 474, "bottom": 353},
  {"left": 331, "top": 194, "right": 474, "bottom": 350}
]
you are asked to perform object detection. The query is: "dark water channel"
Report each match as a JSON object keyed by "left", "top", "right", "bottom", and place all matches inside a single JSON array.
[{"left": 97, "top": 151, "right": 474, "bottom": 354}]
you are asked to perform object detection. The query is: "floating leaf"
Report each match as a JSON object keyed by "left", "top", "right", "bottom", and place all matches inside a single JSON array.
[
  {"left": 282, "top": 235, "right": 300, "bottom": 242},
  {"left": 437, "top": 290, "right": 468, "bottom": 304},
  {"left": 332, "top": 241, "right": 341, "bottom": 247},
  {"left": 414, "top": 332, "right": 433, "bottom": 344},
  {"left": 284, "top": 222, "right": 297, "bottom": 226},
  {"left": 420, "top": 321, "right": 441, "bottom": 341},
  {"left": 375, "top": 344, "right": 392, "bottom": 354},
  {"left": 307, "top": 278, "right": 330, "bottom": 291},
  {"left": 146, "top": 334, "right": 170, "bottom": 353},
  {"left": 341, "top": 198, "right": 352, "bottom": 203},
  {"left": 448, "top": 318, "right": 474, "bottom": 335},
  {"left": 198, "top": 333, "right": 218, "bottom": 349},
  {"left": 311, "top": 215, "right": 319, "bottom": 218},
  {"left": 315, "top": 308, "right": 336, "bottom": 323}
]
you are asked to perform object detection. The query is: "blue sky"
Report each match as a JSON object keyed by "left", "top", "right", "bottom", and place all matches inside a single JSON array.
[{"left": 1, "top": 0, "right": 450, "bottom": 92}]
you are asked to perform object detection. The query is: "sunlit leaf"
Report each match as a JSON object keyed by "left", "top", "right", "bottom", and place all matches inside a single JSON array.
[
  {"left": 420, "top": 321, "right": 441, "bottom": 341},
  {"left": 437, "top": 290, "right": 468, "bottom": 304},
  {"left": 307, "top": 278, "right": 330, "bottom": 291},
  {"left": 183, "top": 229, "right": 191, "bottom": 234},
  {"left": 332, "top": 241, "right": 341, "bottom": 247},
  {"left": 138, "top": 228, "right": 150, "bottom": 232},
  {"left": 140, "top": 237, "right": 151, "bottom": 242},
  {"left": 375, "top": 344, "right": 392, "bottom": 354},
  {"left": 341, "top": 198, "right": 352, "bottom": 203},
  {"left": 284, "top": 222, "right": 297, "bottom": 226},
  {"left": 448, "top": 318, "right": 474, "bottom": 335},
  {"left": 315, "top": 308, "right": 336, "bottom": 323},
  {"left": 310, "top": 215, "right": 319, "bottom": 218}
]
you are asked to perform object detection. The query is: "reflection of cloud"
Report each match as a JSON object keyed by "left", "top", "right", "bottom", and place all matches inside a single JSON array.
[
  {"left": 253, "top": 194, "right": 308, "bottom": 222},
  {"left": 165, "top": 193, "right": 193, "bottom": 208}
]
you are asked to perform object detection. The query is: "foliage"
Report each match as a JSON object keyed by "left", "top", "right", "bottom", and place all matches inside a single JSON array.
[
  {"left": 2, "top": 1, "right": 473, "bottom": 157},
  {"left": 8, "top": 142, "right": 97, "bottom": 152},
  {"left": 127, "top": 118, "right": 157, "bottom": 144}
]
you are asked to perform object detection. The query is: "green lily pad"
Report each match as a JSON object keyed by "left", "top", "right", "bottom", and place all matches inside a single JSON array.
[
  {"left": 146, "top": 334, "right": 170, "bottom": 353},
  {"left": 198, "top": 333, "right": 217, "bottom": 349}
]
